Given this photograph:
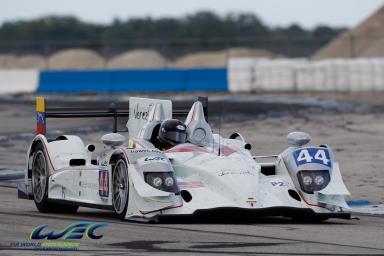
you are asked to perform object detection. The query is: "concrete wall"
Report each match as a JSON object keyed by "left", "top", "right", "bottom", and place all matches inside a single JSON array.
[{"left": 0, "top": 69, "right": 39, "bottom": 94}]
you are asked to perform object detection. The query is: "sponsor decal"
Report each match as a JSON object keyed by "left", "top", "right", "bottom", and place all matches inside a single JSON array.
[
  {"left": 137, "top": 155, "right": 168, "bottom": 165},
  {"left": 270, "top": 181, "right": 287, "bottom": 187},
  {"left": 100, "top": 160, "right": 108, "bottom": 167},
  {"left": 99, "top": 170, "right": 109, "bottom": 197},
  {"left": 293, "top": 148, "right": 332, "bottom": 168},
  {"left": 217, "top": 169, "right": 255, "bottom": 176},
  {"left": 8, "top": 221, "right": 109, "bottom": 251},
  {"left": 144, "top": 156, "right": 166, "bottom": 162},
  {"left": 133, "top": 103, "right": 153, "bottom": 120},
  {"left": 79, "top": 181, "right": 98, "bottom": 190},
  {"left": 130, "top": 149, "right": 161, "bottom": 153}
]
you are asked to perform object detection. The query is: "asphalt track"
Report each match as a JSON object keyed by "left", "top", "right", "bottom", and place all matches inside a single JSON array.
[
  {"left": 0, "top": 183, "right": 384, "bottom": 256},
  {"left": 0, "top": 96, "right": 384, "bottom": 255}
]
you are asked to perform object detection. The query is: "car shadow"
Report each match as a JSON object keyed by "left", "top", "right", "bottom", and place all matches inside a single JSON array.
[{"left": 72, "top": 208, "right": 351, "bottom": 225}]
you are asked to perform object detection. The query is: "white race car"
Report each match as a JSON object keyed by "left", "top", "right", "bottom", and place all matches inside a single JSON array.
[{"left": 18, "top": 97, "right": 351, "bottom": 222}]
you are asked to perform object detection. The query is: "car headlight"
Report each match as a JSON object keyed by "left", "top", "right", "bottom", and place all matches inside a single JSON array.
[
  {"left": 164, "top": 176, "right": 174, "bottom": 187},
  {"left": 297, "top": 170, "right": 330, "bottom": 194},
  {"left": 314, "top": 175, "right": 325, "bottom": 186},
  {"left": 302, "top": 176, "right": 313, "bottom": 186},
  {"left": 152, "top": 177, "right": 163, "bottom": 187},
  {"left": 144, "top": 172, "right": 179, "bottom": 194}
]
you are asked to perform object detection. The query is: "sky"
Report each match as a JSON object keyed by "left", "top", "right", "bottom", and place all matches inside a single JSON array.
[{"left": 1, "top": 0, "right": 383, "bottom": 28}]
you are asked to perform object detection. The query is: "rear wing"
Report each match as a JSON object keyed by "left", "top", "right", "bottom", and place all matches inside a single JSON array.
[{"left": 35, "top": 96, "right": 208, "bottom": 136}]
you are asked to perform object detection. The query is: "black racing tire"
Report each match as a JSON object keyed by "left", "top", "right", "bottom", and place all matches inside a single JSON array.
[
  {"left": 112, "top": 156, "right": 129, "bottom": 220},
  {"left": 32, "top": 143, "right": 79, "bottom": 214}
]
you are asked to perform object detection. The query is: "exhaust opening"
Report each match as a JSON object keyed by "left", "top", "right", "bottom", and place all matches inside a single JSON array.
[
  {"left": 288, "top": 189, "right": 301, "bottom": 201},
  {"left": 69, "top": 159, "right": 86, "bottom": 166},
  {"left": 260, "top": 165, "right": 275, "bottom": 176},
  {"left": 181, "top": 190, "right": 192, "bottom": 203}
]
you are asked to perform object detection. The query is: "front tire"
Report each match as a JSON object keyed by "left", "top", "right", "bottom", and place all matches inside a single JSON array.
[
  {"left": 32, "top": 144, "right": 78, "bottom": 213},
  {"left": 112, "top": 157, "right": 129, "bottom": 219}
]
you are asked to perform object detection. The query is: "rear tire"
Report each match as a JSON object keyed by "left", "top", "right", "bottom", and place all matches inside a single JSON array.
[
  {"left": 112, "top": 157, "right": 129, "bottom": 220},
  {"left": 32, "top": 143, "right": 78, "bottom": 214}
]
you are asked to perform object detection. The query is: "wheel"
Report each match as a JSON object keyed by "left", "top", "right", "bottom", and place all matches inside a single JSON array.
[
  {"left": 112, "top": 157, "right": 129, "bottom": 219},
  {"left": 32, "top": 143, "right": 78, "bottom": 213}
]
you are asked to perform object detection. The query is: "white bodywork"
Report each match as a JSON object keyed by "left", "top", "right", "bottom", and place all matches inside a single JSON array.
[{"left": 20, "top": 97, "right": 351, "bottom": 221}]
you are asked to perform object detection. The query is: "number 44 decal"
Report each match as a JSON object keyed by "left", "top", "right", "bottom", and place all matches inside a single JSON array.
[{"left": 293, "top": 148, "right": 332, "bottom": 168}]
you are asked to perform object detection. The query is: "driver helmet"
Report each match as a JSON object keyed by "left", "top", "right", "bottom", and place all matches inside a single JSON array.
[{"left": 158, "top": 119, "right": 187, "bottom": 147}]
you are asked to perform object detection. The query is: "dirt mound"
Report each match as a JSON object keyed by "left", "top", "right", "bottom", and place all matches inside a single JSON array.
[
  {"left": 172, "top": 48, "right": 278, "bottom": 68},
  {"left": 360, "top": 39, "right": 384, "bottom": 57},
  {"left": 312, "top": 5, "right": 384, "bottom": 59},
  {"left": 15, "top": 54, "right": 46, "bottom": 69},
  {"left": 107, "top": 49, "right": 167, "bottom": 68},
  {"left": 48, "top": 49, "right": 105, "bottom": 70},
  {"left": 0, "top": 54, "right": 46, "bottom": 69},
  {"left": 0, "top": 55, "right": 17, "bottom": 68},
  {"left": 171, "top": 51, "right": 227, "bottom": 68},
  {"left": 227, "top": 47, "right": 278, "bottom": 58}
]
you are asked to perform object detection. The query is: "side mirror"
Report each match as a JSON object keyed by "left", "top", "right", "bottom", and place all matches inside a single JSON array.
[
  {"left": 229, "top": 132, "right": 252, "bottom": 150},
  {"left": 101, "top": 133, "right": 126, "bottom": 147},
  {"left": 287, "top": 132, "right": 311, "bottom": 147},
  {"left": 229, "top": 132, "right": 245, "bottom": 142}
]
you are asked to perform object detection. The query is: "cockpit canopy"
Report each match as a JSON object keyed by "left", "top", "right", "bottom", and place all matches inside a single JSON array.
[{"left": 138, "top": 101, "right": 213, "bottom": 148}]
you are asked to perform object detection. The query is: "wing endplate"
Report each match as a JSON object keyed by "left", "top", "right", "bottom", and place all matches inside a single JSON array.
[{"left": 36, "top": 97, "right": 46, "bottom": 135}]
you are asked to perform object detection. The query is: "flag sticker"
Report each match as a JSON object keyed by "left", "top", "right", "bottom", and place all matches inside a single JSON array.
[
  {"left": 37, "top": 112, "right": 45, "bottom": 125},
  {"left": 99, "top": 170, "right": 109, "bottom": 197},
  {"left": 36, "top": 97, "right": 46, "bottom": 135}
]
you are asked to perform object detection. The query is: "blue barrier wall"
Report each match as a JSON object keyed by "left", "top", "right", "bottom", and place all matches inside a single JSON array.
[
  {"left": 112, "top": 69, "right": 186, "bottom": 92},
  {"left": 185, "top": 68, "right": 227, "bottom": 91},
  {"left": 37, "top": 68, "right": 227, "bottom": 93},
  {"left": 38, "top": 70, "right": 113, "bottom": 93}
]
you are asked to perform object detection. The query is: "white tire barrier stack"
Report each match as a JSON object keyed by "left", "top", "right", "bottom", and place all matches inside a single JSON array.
[
  {"left": 228, "top": 58, "right": 257, "bottom": 92},
  {"left": 253, "top": 59, "right": 306, "bottom": 91},
  {"left": 373, "top": 59, "right": 384, "bottom": 91},
  {"left": 228, "top": 57, "right": 384, "bottom": 92}
]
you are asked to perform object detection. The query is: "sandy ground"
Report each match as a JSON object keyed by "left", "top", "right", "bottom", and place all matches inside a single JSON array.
[{"left": 1, "top": 94, "right": 384, "bottom": 204}]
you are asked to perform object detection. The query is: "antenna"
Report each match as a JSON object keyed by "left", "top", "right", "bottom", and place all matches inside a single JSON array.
[
  {"left": 109, "top": 103, "right": 117, "bottom": 133},
  {"left": 218, "top": 101, "right": 222, "bottom": 156}
]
